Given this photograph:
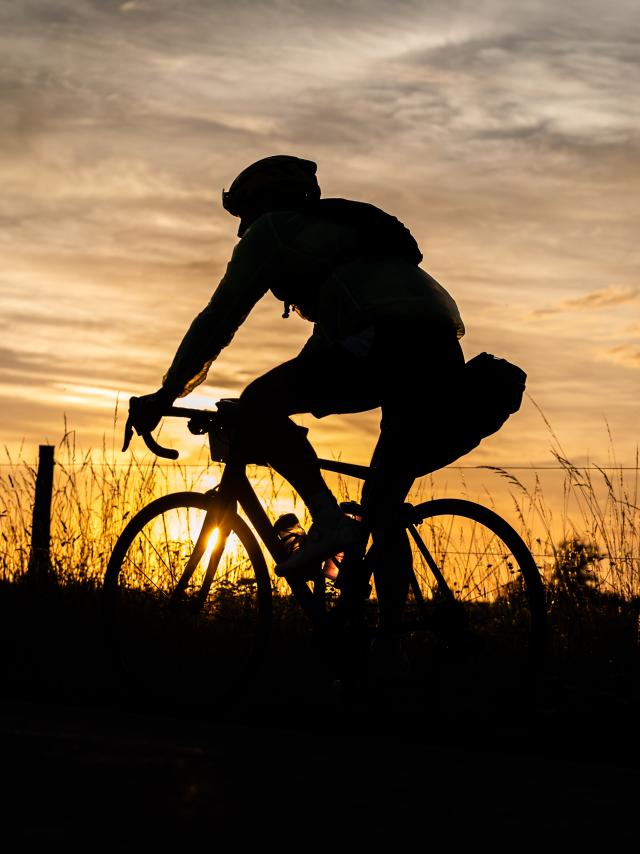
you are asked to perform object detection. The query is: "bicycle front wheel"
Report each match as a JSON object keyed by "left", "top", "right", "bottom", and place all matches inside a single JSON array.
[
  {"left": 104, "top": 491, "right": 272, "bottom": 703},
  {"left": 406, "top": 499, "right": 546, "bottom": 670}
]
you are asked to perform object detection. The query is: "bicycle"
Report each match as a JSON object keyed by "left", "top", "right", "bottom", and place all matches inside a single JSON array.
[{"left": 103, "top": 399, "right": 547, "bottom": 703}]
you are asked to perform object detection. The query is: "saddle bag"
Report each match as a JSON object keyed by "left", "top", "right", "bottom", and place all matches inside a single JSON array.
[
  {"left": 411, "top": 352, "right": 527, "bottom": 477},
  {"left": 463, "top": 352, "right": 527, "bottom": 441}
]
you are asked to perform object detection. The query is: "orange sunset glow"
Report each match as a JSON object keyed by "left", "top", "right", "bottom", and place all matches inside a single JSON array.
[
  {"left": 3, "top": 7, "right": 640, "bottom": 842},
  {"left": 1, "top": 1, "right": 638, "bottom": 504}
]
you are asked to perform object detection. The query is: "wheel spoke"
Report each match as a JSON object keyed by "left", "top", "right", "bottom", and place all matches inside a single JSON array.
[
  {"left": 457, "top": 525, "right": 503, "bottom": 601},
  {"left": 121, "top": 552, "right": 171, "bottom": 598},
  {"left": 139, "top": 526, "right": 175, "bottom": 579},
  {"left": 160, "top": 510, "right": 178, "bottom": 585},
  {"left": 406, "top": 498, "right": 545, "bottom": 662}
]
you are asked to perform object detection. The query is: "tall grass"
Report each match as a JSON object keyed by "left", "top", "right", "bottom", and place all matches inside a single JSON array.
[
  {"left": 1, "top": 420, "right": 638, "bottom": 602},
  {"left": 1, "top": 430, "right": 214, "bottom": 583},
  {"left": 0, "top": 429, "right": 309, "bottom": 588},
  {"left": 482, "top": 417, "right": 639, "bottom": 600}
]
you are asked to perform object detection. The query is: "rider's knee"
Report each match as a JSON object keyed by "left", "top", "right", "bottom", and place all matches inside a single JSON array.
[
  {"left": 239, "top": 377, "right": 263, "bottom": 405},
  {"left": 237, "top": 381, "right": 293, "bottom": 444},
  {"left": 364, "top": 492, "right": 412, "bottom": 544},
  {"left": 238, "top": 379, "right": 274, "bottom": 420}
]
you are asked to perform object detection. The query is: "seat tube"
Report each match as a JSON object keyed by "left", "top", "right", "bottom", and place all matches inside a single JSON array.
[{"left": 214, "top": 457, "right": 243, "bottom": 520}]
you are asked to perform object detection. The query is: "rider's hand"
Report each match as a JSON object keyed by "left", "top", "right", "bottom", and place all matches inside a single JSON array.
[{"left": 130, "top": 388, "right": 174, "bottom": 436}]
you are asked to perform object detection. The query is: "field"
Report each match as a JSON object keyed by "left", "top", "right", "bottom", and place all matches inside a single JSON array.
[
  {"left": 1, "top": 428, "right": 638, "bottom": 701},
  {"left": 0, "top": 435, "right": 639, "bottom": 845}
]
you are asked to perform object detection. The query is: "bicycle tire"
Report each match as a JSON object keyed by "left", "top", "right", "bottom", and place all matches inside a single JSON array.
[
  {"left": 405, "top": 498, "right": 546, "bottom": 675},
  {"left": 103, "top": 491, "right": 272, "bottom": 702}
]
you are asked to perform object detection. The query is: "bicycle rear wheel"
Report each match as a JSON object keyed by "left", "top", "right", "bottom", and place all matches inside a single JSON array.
[
  {"left": 103, "top": 491, "right": 271, "bottom": 703},
  {"left": 405, "top": 499, "right": 546, "bottom": 677}
]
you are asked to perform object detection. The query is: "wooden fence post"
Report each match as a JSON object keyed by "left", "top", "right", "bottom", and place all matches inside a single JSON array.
[{"left": 28, "top": 444, "right": 55, "bottom": 584}]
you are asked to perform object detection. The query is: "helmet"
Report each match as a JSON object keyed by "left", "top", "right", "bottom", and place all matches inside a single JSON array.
[{"left": 222, "top": 155, "right": 321, "bottom": 236}]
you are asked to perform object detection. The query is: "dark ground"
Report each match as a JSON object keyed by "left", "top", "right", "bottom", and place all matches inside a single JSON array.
[{"left": 1, "top": 580, "right": 639, "bottom": 850}]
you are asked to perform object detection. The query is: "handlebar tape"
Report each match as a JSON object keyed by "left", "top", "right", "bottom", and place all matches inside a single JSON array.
[{"left": 142, "top": 432, "right": 179, "bottom": 460}]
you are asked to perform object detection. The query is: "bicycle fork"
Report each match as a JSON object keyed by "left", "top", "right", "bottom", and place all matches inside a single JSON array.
[{"left": 169, "top": 490, "right": 234, "bottom": 608}]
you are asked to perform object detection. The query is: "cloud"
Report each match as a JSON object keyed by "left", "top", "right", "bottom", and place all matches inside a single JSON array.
[
  {"left": 565, "top": 286, "right": 639, "bottom": 309},
  {"left": 387, "top": 7, "right": 640, "bottom": 154},
  {"left": 1, "top": 0, "right": 638, "bottom": 463},
  {"left": 601, "top": 346, "right": 640, "bottom": 370},
  {"left": 530, "top": 285, "right": 639, "bottom": 317},
  {"left": 0, "top": 345, "right": 53, "bottom": 379}
]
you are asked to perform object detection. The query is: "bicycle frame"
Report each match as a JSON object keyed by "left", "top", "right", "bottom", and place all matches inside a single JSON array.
[
  {"left": 183, "top": 452, "right": 375, "bottom": 627},
  {"left": 126, "top": 401, "right": 542, "bottom": 641},
  {"left": 122, "top": 401, "right": 369, "bottom": 625}
]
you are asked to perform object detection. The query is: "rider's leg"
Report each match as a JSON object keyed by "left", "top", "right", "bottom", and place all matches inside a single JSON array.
[
  {"left": 235, "top": 335, "right": 378, "bottom": 532},
  {"left": 361, "top": 440, "right": 415, "bottom": 637},
  {"left": 238, "top": 375, "right": 331, "bottom": 511},
  {"left": 362, "top": 320, "right": 466, "bottom": 636}
]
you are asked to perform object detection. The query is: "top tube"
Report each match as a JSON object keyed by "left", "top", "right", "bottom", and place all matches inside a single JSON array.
[
  {"left": 317, "top": 457, "right": 369, "bottom": 480},
  {"left": 137, "top": 403, "right": 372, "bottom": 479}
]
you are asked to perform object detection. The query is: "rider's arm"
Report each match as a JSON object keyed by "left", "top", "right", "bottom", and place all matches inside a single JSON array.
[{"left": 160, "top": 216, "right": 281, "bottom": 399}]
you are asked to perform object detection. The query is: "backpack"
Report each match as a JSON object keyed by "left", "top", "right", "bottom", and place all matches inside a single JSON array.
[
  {"left": 272, "top": 198, "right": 423, "bottom": 319},
  {"left": 312, "top": 198, "right": 423, "bottom": 265}
]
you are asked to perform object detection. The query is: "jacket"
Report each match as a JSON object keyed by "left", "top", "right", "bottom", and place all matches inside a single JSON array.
[{"left": 161, "top": 202, "right": 465, "bottom": 397}]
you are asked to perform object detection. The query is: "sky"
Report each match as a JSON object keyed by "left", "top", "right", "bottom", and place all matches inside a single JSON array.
[{"left": 1, "top": 0, "right": 638, "bottom": 480}]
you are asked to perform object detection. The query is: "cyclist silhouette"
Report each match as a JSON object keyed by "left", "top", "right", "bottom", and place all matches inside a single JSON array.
[{"left": 132, "top": 155, "right": 466, "bottom": 647}]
